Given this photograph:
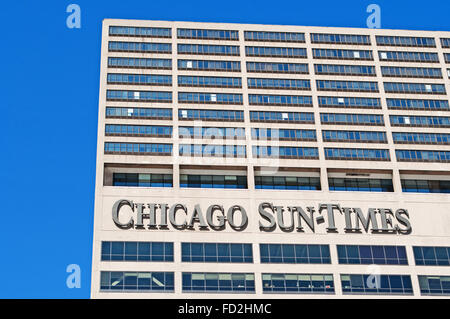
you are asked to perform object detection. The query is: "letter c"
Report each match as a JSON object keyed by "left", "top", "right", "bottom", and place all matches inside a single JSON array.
[{"left": 112, "top": 199, "right": 134, "bottom": 229}]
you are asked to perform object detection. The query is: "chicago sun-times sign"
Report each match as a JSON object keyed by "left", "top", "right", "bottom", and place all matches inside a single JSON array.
[{"left": 111, "top": 200, "right": 412, "bottom": 234}]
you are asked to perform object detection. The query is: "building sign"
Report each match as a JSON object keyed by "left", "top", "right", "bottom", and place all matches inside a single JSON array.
[{"left": 111, "top": 200, "right": 412, "bottom": 234}]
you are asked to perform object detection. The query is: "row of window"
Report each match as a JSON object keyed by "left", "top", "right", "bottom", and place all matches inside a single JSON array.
[
  {"left": 101, "top": 242, "right": 450, "bottom": 267},
  {"left": 402, "top": 179, "right": 450, "bottom": 194},
  {"left": 179, "top": 127, "right": 245, "bottom": 139},
  {"left": 179, "top": 144, "right": 246, "bottom": 157},
  {"left": 390, "top": 115, "right": 450, "bottom": 127},
  {"left": 247, "top": 78, "right": 311, "bottom": 90},
  {"left": 99, "top": 271, "right": 450, "bottom": 296},
  {"left": 252, "top": 128, "right": 316, "bottom": 141},
  {"left": 110, "top": 173, "right": 450, "bottom": 194},
  {"left": 98, "top": 109, "right": 443, "bottom": 129},
  {"left": 108, "top": 27, "right": 448, "bottom": 49},
  {"left": 108, "top": 57, "right": 450, "bottom": 78},
  {"left": 107, "top": 41, "right": 450, "bottom": 64},
  {"left": 384, "top": 82, "right": 446, "bottom": 94},
  {"left": 100, "top": 271, "right": 450, "bottom": 296},
  {"left": 329, "top": 178, "right": 394, "bottom": 192},
  {"left": 103, "top": 143, "right": 450, "bottom": 163},
  {"left": 178, "top": 92, "right": 243, "bottom": 104},
  {"left": 180, "top": 174, "right": 247, "bottom": 189},
  {"left": 248, "top": 94, "right": 312, "bottom": 106},
  {"left": 252, "top": 146, "right": 319, "bottom": 159},
  {"left": 392, "top": 132, "right": 450, "bottom": 145},
  {"left": 322, "top": 130, "right": 387, "bottom": 143},
  {"left": 177, "top": 76, "right": 241, "bottom": 88},
  {"left": 105, "top": 124, "right": 172, "bottom": 137},
  {"left": 255, "top": 176, "right": 321, "bottom": 190},
  {"left": 112, "top": 173, "right": 173, "bottom": 187}
]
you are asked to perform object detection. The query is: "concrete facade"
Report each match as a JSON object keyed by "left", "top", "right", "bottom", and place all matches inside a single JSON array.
[{"left": 91, "top": 19, "right": 450, "bottom": 298}]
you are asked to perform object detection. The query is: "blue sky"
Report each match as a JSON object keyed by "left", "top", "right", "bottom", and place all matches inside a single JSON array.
[{"left": 1, "top": 0, "right": 450, "bottom": 299}]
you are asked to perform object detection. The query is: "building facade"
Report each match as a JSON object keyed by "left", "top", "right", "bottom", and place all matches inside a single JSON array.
[{"left": 91, "top": 19, "right": 450, "bottom": 298}]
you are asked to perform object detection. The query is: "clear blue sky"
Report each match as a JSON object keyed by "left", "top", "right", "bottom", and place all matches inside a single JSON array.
[{"left": 1, "top": 0, "right": 449, "bottom": 299}]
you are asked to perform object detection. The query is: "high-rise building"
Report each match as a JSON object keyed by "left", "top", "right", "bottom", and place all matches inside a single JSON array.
[{"left": 91, "top": 19, "right": 450, "bottom": 298}]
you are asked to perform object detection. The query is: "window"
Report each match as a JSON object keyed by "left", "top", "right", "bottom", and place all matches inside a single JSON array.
[
  {"left": 178, "top": 76, "right": 242, "bottom": 88},
  {"left": 104, "top": 143, "right": 172, "bottom": 155},
  {"left": 323, "top": 130, "right": 387, "bottom": 143},
  {"left": 414, "top": 246, "right": 450, "bottom": 265},
  {"left": 378, "top": 51, "right": 439, "bottom": 63},
  {"left": 318, "top": 97, "right": 381, "bottom": 109},
  {"left": 387, "top": 99, "right": 449, "bottom": 111},
  {"left": 250, "top": 111, "right": 314, "bottom": 123},
  {"left": 105, "top": 125, "right": 172, "bottom": 137},
  {"left": 312, "top": 49, "right": 373, "bottom": 60},
  {"left": 248, "top": 94, "right": 312, "bottom": 106},
  {"left": 100, "top": 271, "right": 174, "bottom": 292},
  {"left": 419, "top": 276, "right": 450, "bottom": 296},
  {"left": 441, "top": 38, "right": 450, "bottom": 48},
  {"left": 337, "top": 245, "right": 407, "bottom": 264},
  {"left": 178, "top": 92, "right": 243, "bottom": 104},
  {"left": 384, "top": 82, "right": 446, "bottom": 94},
  {"left": 178, "top": 109, "right": 244, "bottom": 122},
  {"left": 252, "top": 146, "right": 319, "bottom": 159},
  {"left": 402, "top": 180, "right": 450, "bottom": 193},
  {"left": 396, "top": 150, "right": 450, "bottom": 163},
  {"left": 390, "top": 115, "right": 450, "bottom": 127},
  {"left": 108, "top": 57, "right": 172, "bottom": 69},
  {"left": 112, "top": 173, "right": 173, "bottom": 187},
  {"left": 179, "top": 127, "right": 245, "bottom": 139},
  {"left": 109, "top": 26, "right": 171, "bottom": 38},
  {"left": 182, "top": 273, "right": 255, "bottom": 293},
  {"left": 245, "top": 46, "right": 307, "bottom": 58},
  {"left": 260, "top": 244, "right": 331, "bottom": 264},
  {"left": 247, "top": 78, "right": 310, "bottom": 90},
  {"left": 177, "top": 44, "right": 239, "bottom": 56},
  {"left": 329, "top": 178, "right": 393, "bottom": 192},
  {"left": 107, "top": 74, "right": 172, "bottom": 86},
  {"left": 316, "top": 80, "right": 378, "bottom": 92},
  {"left": 262, "top": 274, "right": 334, "bottom": 294},
  {"left": 255, "top": 176, "right": 321, "bottom": 190},
  {"left": 252, "top": 128, "right": 316, "bottom": 141},
  {"left": 320, "top": 113, "right": 384, "bottom": 126},
  {"left": 376, "top": 36, "right": 435, "bottom": 47},
  {"left": 381, "top": 66, "right": 442, "bottom": 78},
  {"left": 108, "top": 41, "right": 171, "bottom": 53},
  {"left": 181, "top": 243, "right": 253, "bottom": 262},
  {"left": 106, "top": 90, "right": 172, "bottom": 102},
  {"left": 325, "top": 148, "right": 390, "bottom": 161},
  {"left": 178, "top": 59, "right": 241, "bottom": 72},
  {"left": 179, "top": 145, "right": 246, "bottom": 158},
  {"left": 445, "top": 53, "right": 450, "bottom": 63},
  {"left": 101, "top": 242, "right": 174, "bottom": 261},
  {"left": 341, "top": 274, "right": 413, "bottom": 295},
  {"left": 180, "top": 175, "right": 248, "bottom": 189},
  {"left": 177, "top": 28, "right": 239, "bottom": 40},
  {"left": 311, "top": 33, "right": 370, "bottom": 45},
  {"left": 106, "top": 107, "right": 172, "bottom": 120},
  {"left": 393, "top": 132, "right": 450, "bottom": 145},
  {"left": 314, "top": 64, "right": 376, "bottom": 76},
  {"left": 246, "top": 62, "right": 309, "bottom": 74},
  {"left": 245, "top": 31, "right": 305, "bottom": 42}
]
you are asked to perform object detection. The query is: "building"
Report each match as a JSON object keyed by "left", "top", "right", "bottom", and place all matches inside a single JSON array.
[{"left": 91, "top": 19, "right": 450, "bottom": 298}]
